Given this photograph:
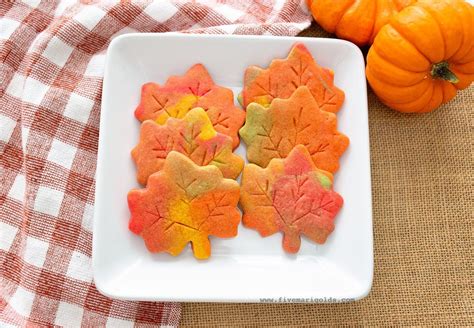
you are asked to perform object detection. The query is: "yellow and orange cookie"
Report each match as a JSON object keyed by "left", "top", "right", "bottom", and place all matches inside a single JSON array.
[
  {"left": 135, "top": 64, "right": 245, "bottom": 149},
  {"left": 128, "top": 151, "right": 241, "bottom": 259},
  {"left": 132, "top": 108, "right": 243, "bottom": 185}
]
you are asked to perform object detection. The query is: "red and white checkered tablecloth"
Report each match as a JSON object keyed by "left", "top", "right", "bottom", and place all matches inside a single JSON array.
[{"left": 0, "top": 0, "right": 311, "bottom": 326}]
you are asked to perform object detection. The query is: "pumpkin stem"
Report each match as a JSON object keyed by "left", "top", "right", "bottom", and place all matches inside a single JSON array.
[{"left": 431, "top": 61, "right": 459, "bottom": 84}]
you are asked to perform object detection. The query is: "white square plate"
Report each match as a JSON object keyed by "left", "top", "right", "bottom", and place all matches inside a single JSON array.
[{"left": 93, "top": 34, "right": 373, "bottom": 302}]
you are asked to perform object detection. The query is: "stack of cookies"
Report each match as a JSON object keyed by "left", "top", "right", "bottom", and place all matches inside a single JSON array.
[
  {"left": 239, "top": 43, "right": 349, "bottom": 253},
  {"left": 128, "top": 65, "right": 245, "bottom": 259}
]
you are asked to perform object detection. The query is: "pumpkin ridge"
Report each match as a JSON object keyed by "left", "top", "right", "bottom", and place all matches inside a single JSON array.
[
  {"left": 368, "top": 48, "right": 427, "bottom": 86},
  {"left": 420, "top": 0, "right": 464, "bottom": 61},
  {"left": 368, "top": 0, "right": 379, "bottom": 42},
  {"left": 338, "top": 0, "right": 376, "bottom": 45},
  {"left": 314, "top": 0, "right": 355, "bottom": 33},
  {"left": 419, "top": 82, "right": 442, "bottom": 112},
  {"left": 366, "top": 68, "right": 432, "bottom": 104},
  {"left": 449, "top": 0, "right": 474, "bottom": 62},
  {"left": 441, "top": 82, "right": 457, "bottom": 103},
  {"left": 388, "top": 22, "right": 433, "bottom": 66},
  {"left": 450, "top": 61, "right": 474, "bottom": 75},
  {"left": 415, "top": 83, "right": 436, "bottom": 113},
  {"left": 333, "top": 1, "right": 354, "bottom": 32},
  {"left": 366, "top": 63, "right": 429, "bottom": 89},
  {"left": 381, "top": 82, "right": 433, "bottom": 107},
  {"left": 416, "top": 4, "right": 448, "bottom": 60},
  {"left": 448, "top": 67, "right": 474, "bottom": 90},
  {"left": 383, "top": 84, "right": 434, "bottom": 113},
  {"left": 456, "top": 45, "right": 474, "bottom": 65},
  {"left": 372, "top": 43, "right": 428, "bottom": 74},
  {"left": 377, "top": 25, "right": 431, "bottom": 72}
]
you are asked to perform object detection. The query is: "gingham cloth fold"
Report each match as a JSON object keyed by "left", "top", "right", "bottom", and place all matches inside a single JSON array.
[{"left": 0, "top": 0, "right": 311, "bottom": 326}]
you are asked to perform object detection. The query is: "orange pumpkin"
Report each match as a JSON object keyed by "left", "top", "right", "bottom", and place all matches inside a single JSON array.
[
  {"left": 366, "top": 0, "right": 474, "bottom": 113},
  {"left": 307, "top": 0, "right": 415, "bottom": 46}
]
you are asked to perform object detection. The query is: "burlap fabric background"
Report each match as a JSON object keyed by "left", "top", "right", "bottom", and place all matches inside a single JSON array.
[{"left": 180, "top": 24, "right": 473, "bottom": 327}]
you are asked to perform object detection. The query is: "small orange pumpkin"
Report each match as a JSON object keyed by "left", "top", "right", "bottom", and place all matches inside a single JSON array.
[
  {"left": 366, "top": 0, "right": 474, "bottom": 113},
  {"left": 307, "top": 0, "right": 415, "bottom": 46}
]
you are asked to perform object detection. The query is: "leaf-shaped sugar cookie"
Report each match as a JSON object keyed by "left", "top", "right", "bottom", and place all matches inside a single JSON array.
[
  {"left": 241, "top": 43, "right": 345, "bottom": 113},
  {"left": 128, "top": 151, "right": 241, "bottom": 259},
  {"left": 134, "top": 64, "right": 245, "bottom": 149},
  {"left": 240, "top": 145, "right": 343, "bottom": 253},
  {"left": 132, "top": 108, "right": 243, "bottom": 185},
  {"left": 239, "top": 86, "right": 349, "bottom": 173}
]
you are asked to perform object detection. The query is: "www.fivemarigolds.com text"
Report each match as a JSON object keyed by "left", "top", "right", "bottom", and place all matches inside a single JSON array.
[{"left": 259, "top": 297, "right": 355, "bottom": 303}]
